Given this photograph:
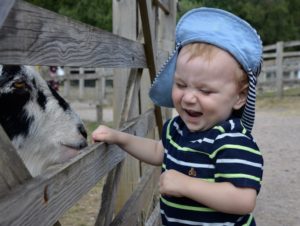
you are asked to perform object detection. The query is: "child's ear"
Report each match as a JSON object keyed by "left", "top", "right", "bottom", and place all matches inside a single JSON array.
[{"left": 233, "top": 86, "right": 248, "bottom": 110}]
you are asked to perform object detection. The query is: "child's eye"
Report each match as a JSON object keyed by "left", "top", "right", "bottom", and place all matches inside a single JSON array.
[
  {"left": 176, "top": 82, "right": 186, "bottom": 88},
  {"left": 199, "top": 89, "right": 212, "bottom": 95}
]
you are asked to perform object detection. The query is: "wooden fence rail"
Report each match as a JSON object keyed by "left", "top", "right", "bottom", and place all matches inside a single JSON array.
[
  {"left": 0, "top": 1, "right": 147, "bottom": 68},
  {"left": 260, "top": 40, "right": 300, "bottom": 97},
  {"left": 0, "top": 109, "right": 155, "bottom": 226},
  {"left": 0, "top": 0, "right": 177, "bottom": 225}
]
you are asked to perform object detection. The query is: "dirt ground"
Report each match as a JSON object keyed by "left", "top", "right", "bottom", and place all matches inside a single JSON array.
[
  {"left": 67, "top": 98, "right": 300, "bottom": 226},
  {"left": 253, "top": 106, "right": 300, "bottom": 226}
]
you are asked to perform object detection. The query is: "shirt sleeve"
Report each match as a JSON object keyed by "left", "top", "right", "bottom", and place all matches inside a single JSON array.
[
  {"left": 161, "top": 119, "right": 171, "bottom": 148},
  {"left": 213, "top": 135, "right": 263, "bottom": 193}
]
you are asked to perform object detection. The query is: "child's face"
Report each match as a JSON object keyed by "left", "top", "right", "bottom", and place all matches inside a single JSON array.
[{"left": 172, "top": 46, "right": 246, "bottom": 132}]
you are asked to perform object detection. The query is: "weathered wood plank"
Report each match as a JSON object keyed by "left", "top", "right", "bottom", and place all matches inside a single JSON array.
[
  {"left": 283, "top": 51, "right": 300, "bottom": 58},
  {"left": 283, "top": 40, "right": 300, "bottom": 48},
  {"left": 138, "top": 0, "right": 157, "bottom": 80},
  {"left": 62, "top": 73, "right": 113, "bottom": 80},
  {"left": 96, "top": 69, "right": 145, "bottom": 225},
  {"left": 0, "top": 142, "right": 124, "bottom": 226},
  {"left": 153, "top": 0, "right": 170, "bottom": 15},
  {"left": 113, "top": 68, "right": 143, "bottom": 215},
  {"left": 276, "top": 41, "right": 284, "bottom": 98},
  {"left": 145, "top": 203, "right": 161, "bottom": 226},
  {"left": 0, "top": 109, "right": 155, "bottom": 226},
  {"left": 265, "top": 51, "right": 300, "bottom": 59},
  {"left": 95, "top": 161, "right": 124, "bottom": 226},
  {"left": 119, "top": 68, "right": 143, "bottom": 125},
  {"left": 0, "top": 1, "right": 147, "bottom": 68},
  {"left": 112, "top": 0, "right": 138, "bottom": 126},
  {"left": 0, "top": 125, "right": 32, "bottom": 198},
  {"left": 263, "top": 64, "right": 300, "bottom": 73},
  {"left": 0, "top": 0, "right": 15, "bottom": 28},
  {"left": 138, "top": 0, "right": 163, "bottom": 136},
  {"left": 110, "top": 166, "right": 160, "bottom": 226},
  {"left": 263, "top": 52, "right": 277, "bottom": 59},
  {"left": 258, "top": 78, "right": 300, "bottom": 87},
  {"left": 263, "top": 44, "right": 277, "bottom": 51}
]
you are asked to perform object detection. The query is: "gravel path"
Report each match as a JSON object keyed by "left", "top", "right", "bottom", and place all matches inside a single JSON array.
[{"left": 253, "top": 109, "right": 300, "bottom": 226}]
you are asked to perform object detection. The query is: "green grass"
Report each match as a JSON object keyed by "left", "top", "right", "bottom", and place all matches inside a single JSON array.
[
  {"left": 256, "top": 87, "right": 300, "bottom": 115},
  {"left": 83, "top": 120, "right": 114, "bottom": 144},
  {"left": 283, "top": 87, "right": 300, "bottom": 96},
  {"left": 257, "top": 86, "right": 300, "bottom": 98},
  {"left": 59, "top": 178, "right": 105, "bottom": 226}
]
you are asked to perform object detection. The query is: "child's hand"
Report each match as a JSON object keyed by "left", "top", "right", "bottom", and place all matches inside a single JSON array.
[
  {"left": 92, "top": 125, "right": 118, "bottom": 144},
  {"left": 159, "top": 169, "right": 188, "bottom": 197}
]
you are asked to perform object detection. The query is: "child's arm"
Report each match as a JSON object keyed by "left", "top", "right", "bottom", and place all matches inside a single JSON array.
[
  {"left": 159, "top": 169, "right": 257, "bottom": 215},
  {"left": 92, "top": 125, "right": 164, "bottom": 166}
]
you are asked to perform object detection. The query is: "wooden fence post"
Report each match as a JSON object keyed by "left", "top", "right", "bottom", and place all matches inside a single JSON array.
[
  {"left": 63, "top": 74, "right": 70, "bottom": 98},
  {"left": 79, "top": 68, "right": 84, "bottom": 100},
  {"left": 112, "top": 0, "right": 141, "bottom": 214},
  {"left": 0, "top": 126, "right": 32, "bottom": 197},
  {"left": 138, "top": 0, "right": 163, "bottom": 135},
  {"left": 276, "top": 41, "right": 284, "bottom": 98},
  {"left": 157, "top": 0, "right": 177, "bottom": 120},
  {"left": 95, "top": 78, "right": 103, "bottom": 123},
  {"left": 0, "top": 0, "right": 15, "bottom": 27}
]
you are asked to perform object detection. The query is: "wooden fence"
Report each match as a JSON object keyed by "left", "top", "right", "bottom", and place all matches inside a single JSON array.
[
  {"left": 259, "top": 40, "right": 300, "bottom": 97},
  {"left": 0, "top": 0, "right": 177, "bottom": 225},
  {"left": 62, "top": 67, "right": 113, "bottom": 103},
  {"left": 62, "top": 67, "right": 113, "bottom": 123}
]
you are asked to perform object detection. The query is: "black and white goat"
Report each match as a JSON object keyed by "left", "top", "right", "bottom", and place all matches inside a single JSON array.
[{"left": 0, "top": 65, "right": 88, "bottom": 176}]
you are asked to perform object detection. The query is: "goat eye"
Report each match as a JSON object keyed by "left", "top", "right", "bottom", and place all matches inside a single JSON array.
[{"left": 13, "top": 81, "right": 26, "bottom": 89}]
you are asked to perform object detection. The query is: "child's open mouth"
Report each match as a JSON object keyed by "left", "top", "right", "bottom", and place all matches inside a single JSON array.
[{"left": 185, "top": 109, "right": 203, "bottom": 117}]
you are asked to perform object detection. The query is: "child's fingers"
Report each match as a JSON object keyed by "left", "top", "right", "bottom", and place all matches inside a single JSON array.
[{"left": 91, "top": 130, "right": 103, "bottom": 142}]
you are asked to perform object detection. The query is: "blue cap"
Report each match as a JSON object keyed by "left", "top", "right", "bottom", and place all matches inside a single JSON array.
[{"left": 149, "top": 7, "right": 263, "bottom": 131}]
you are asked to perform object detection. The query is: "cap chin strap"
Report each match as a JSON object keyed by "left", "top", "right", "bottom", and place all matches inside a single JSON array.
[{"left": 241, "top": 71, "right": 257, "bottom": 132}]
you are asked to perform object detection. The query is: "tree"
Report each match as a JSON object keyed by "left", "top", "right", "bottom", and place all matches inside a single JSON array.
[
  {"left": 26, "top": 0, "right": 300, "bottom": 45},
  {"left": 26, "top": 0, "right": 112, "bottom": 31}
]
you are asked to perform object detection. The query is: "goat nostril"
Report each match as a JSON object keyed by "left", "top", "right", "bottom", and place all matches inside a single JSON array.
[{"left": 80, "top": 140, "right": 88, "bottom": 149}]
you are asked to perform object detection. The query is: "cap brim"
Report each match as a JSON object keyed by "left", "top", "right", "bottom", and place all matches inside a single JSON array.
[{"left": 149, "top": 49, "right": 178, "bottom": 107}]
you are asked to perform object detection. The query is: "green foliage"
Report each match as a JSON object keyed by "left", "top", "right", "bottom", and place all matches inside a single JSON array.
[
  {"left": 25, "top": 0, "right": 300, "bottom": 45},
  {"left": 26, "top": 0, "right": 112, "bottom": 31}
]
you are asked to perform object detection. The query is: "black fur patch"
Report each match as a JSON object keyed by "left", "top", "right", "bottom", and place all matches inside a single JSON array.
[
  {"left": 2, "top": 65, "right": 21, "bottom": 76},
  {"left": 77, "top": 123, "right": 87, "bottom": 139},
  {"left": 32, "top": 78, "right": 37, "bottom": 89},
  {"left": 48, "top": 84, "right": 70, "bottom": 111},
  {"left": 0, "top": 92, "right": 33, "bottom": 139},
  {"left": 37, "top": 90, "right": 47, "bottom": 111}
]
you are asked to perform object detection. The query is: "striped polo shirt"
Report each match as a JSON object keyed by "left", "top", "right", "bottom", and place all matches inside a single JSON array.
[{"left": 160, "top": 116, "right": 263, "bottom": 226}]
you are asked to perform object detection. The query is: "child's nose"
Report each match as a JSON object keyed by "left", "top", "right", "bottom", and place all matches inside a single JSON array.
[{"left": 182, "top": 90, "right": 197, "bottom": 103}]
